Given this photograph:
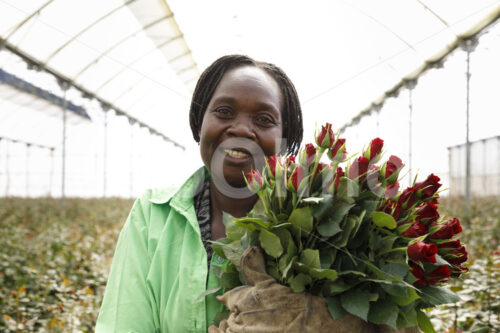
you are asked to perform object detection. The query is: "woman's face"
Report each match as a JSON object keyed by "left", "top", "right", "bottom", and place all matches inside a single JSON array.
[{"left": 199, "top": 66, "right": 283, "bottom": 191}]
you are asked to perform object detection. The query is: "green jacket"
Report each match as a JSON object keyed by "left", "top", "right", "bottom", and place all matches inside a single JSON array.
[{"left": 96, "top": 167, "right": 226, "bottom": 332}]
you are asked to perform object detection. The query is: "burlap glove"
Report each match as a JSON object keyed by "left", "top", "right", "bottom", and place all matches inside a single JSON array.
[{"left": 208, "top": 246, "right": 420, "bottom": 333}]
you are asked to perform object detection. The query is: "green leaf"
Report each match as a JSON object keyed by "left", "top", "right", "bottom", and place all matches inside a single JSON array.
[
  {"left": 259, "top": 229, "right": 283, "bottom": 258},
  {"left": 220, "top": 272, "right": 242, "bottom": 290},
  {"left": 331, "top": 203, "right": 356, "bottom": 224},
  {"left": 235, "top": 217, "right": 272, "bottom": 231},
  {"left": 289, "top": 273, "right": 312, "bottom": 292},
  {"left": 222, "top": 212, "right": 244, "bottom": 241},
  {"left": 325, "top": 280, "right": 353, "bottom": 295},
  {"left": 368, "top": 299, "right": 398, "bottom": 328},
  {"left": 382, "top": 263, "right": 408, "bottom": 280},
  {"left": 340, "top": 289, "right": 370, "bottom": 321},
  {"left": 317, "top": 219, "right": 342, "bottom": 237},
  {"left": 419, "top": 285, "right": 461, "bottom": 305},
  {"left": 300, "top": 248, "right": 321, "bottom": 269},
  {"left": 336, "top": 177, "right": 359, "bottom": 203},
  {"left": 371, "top": 211, "right": 397, "bottom": 229},
  {"left": 391, "top": 287, "right": 420, "bottom": 306},
  {"left": 210, "top": 238, "right": 233, "bottom": 260},
  {"left": 289, "top": 207, "right": 313, "bottom": 233},
  {"left": 309, "top": 267, "right": 338, "bottom": 280},
  {"left": 196, "top": 286, "right": 221, "bottom": 301},
  {"left": 397, "top": 306, "right": 418, "bottom": 328},
  {"left": 416, "top": 310, "right": 436, "bottom": 333},
  {"left": 312, "top": 195, "right": 333, "bottom": 220},
  {"left": 326, "top": 297, "right": 347, "bottom": 320},
  {"left": 337, "top": 270, "right": 367, "bottom": 277},
  {"left": 335, "top": 215, "right": 358, "bottom": 247}
]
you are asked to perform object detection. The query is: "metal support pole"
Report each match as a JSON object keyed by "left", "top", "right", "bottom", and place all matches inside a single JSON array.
[
  {"left": 26, "top": 143, "right": 30, "bottom": 197},
  {"left": 60, "top": 86, "right": 68, "bottom": 211},
  {"left": 405, "top": 80, "right": 416, "bottom": 186},
  {"left": 49, "top": 148, "right": 54, "bottom": 197},
  {"left": 103, "top": 110, "right": 108, "bottom": 198},
  {"left": 461, "top": 38, "right": 477, "bottom": 218},
  {"left": 5, "top": 140, "right": 10, "bottom": 196}
]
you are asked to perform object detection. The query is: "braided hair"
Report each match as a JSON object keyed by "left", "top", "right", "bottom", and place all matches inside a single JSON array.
[{"left": 189, "top": 54, "right": 303, "bottom": 156}]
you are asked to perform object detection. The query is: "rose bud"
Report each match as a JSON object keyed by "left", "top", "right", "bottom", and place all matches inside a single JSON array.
[
  {"left": 395, "top": 187, "right": 416, "bottom": 218},
  {"left": 426, "top": 265, "right": 451, "bottom": 285},
  {"left": 348, "top": 156, "right": 369, "bottom": 182},
  {"left": 450, "top": 265, "right": 468, "bottom": 278},
  {"left": 285, "top": 156, "right": 296, "bottom": 167},
  {"left": 409, "top": 262, "right": 427, "bottom": 286},
  {"left": 429, "top": 218, "right": 462, "bottom": 239},
  {"left": 437, "top": 239, "right": 461, "bottom": 249},
  {"left": 401, "top": 222, "right": 428, "bottom": 238},
  {"left": 246, "top": 170, "right": 263, "bottom": 193},
  {"left": 384, "top": 183, "right": 400, "bottom": 199},
  {"left": 407, "top": 240, "right": 438, "bottom": 263},
  {"left": 364, "top": 138, "right": 384, "bottom": 162},
  {"left": 415, "top": 202, "right": 439, "bottom": 226},
  {"left": 327, "top": 166, "right": 345, "bottom": 194},
  {"left": 385, "top": 155, "right": 404, "bottom": 184},
  {"left": 267, "top": 155, "right": 285, "bottom": 183},
  {"left": 327, "top": 138, "right": 347, "bottom": 162},
  {"left": 445, "top": 246, "right": 468, "bottom": 265},
  {"left": 414, "top": 173, "right": 441, "bottom": 200},
  {"left": 315, "top": 122, "right": 335, "bottom": 149},
  {"left": 287, "top": 165, "right": 305, "bottom": 192},
  {"left": 314, "top": 162, "right": 327, "bottom": 179},
  {"left": 299, "top": 143, "right": 317, "bottom": 166}
]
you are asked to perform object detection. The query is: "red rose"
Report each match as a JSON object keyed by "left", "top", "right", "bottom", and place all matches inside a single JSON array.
[
  {"left": 380, "top": 200, "right": 395, "bottom": 215},
  {"left": 401, "top": 222, "right": 428, "bottom": 238},
  {"left": 385, "top": 155, "right": 403, "bottom": 180},
  {"left": 314, "top": 162, "right": 327, "bottom": 179},
  {"left": 288, "top": 166, "right": 305, "bottom": 192},
  {"left": 450, "top": 265, "right": 468, "bottom": 278},
  {"left": 328, "top": 138, "right": 347, "bottom": 161},
  {"left": 334, "top": 166, "right": 344, "bottom": 190},
  {"left": 409, "top": 262, "right": 427, "bottom": 286},
  {"left": 367, "top": 138, "right": 384, "bottom": 161},
  {"left": 416, "top": 202, "right": 439, "bottom": 226},
  {"left": 285, "top": 156, "right": 296, "bottom": 167},
  {"left": 445, "top": 246, "right": 468, "bottom": 265},
  {"left": 430, "top": 218, "right": 462, "bottom": 239},
  {"left": 348, "top": 156, "right": 369, "bottom": 182},
  {"left": 437, "top": 239, "right": 461, "bottom": 249},
  {"left": 267, "top": 155, "right": 278, "bottom": 178},
  {"left": 426, "top": 265, "right": 451, "bottom": 285},
  {"left": 246, "top": 170, "right": 263, "bottom": 192},
  {"left": 407, "top": 241, "right": 438, "bottom": 263},
  {"left": 316, "top": 123, "right": 335, "bottom": 149},
  {"left": 393, "top": 187, "right": 416, "bottom": 219},
  {"left": 384, "top": 183, "right": 400, "bottom": 199},
  {"left": 304, "top": 143, "right": 317, "bottom": 165},
  {"left": 414, "top": 173, "right": 441, "bottom": 199}
]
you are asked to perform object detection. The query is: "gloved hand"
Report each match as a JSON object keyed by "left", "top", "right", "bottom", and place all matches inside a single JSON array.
[{"left": 208, "top": 246, "right": 420, "bottom": 333}]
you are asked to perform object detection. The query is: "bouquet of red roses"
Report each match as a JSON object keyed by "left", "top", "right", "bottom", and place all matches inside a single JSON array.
[{"left": 211, "top": 123, "right": 468, "bottom": 332}]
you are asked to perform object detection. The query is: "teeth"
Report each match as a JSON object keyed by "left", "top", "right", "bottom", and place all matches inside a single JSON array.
[{"left": 224, "top": 149, "right": 250, "bottom": 158}]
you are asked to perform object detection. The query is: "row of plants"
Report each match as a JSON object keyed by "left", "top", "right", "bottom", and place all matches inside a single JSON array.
[
  {"left": 0, "top": 197, "right": 133, "bottom": 332},
  {"left": 0, "top": 195, "right": 498, "bottom": 332}
]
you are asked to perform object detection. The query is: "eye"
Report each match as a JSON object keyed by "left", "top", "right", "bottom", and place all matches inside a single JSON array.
[
  {"left": 213, "top": 107, "right": 233, "bottom": 118},
  {"left": 255, "top": 114, "right": 276, "bottom": 126}
]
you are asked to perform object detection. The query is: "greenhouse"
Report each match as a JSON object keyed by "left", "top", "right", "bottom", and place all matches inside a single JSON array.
[{"left": 1, "top": 0, "right": 499, "bottom": 331}]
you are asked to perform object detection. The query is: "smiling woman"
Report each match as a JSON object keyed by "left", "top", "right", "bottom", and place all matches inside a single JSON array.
[{"left": 95, "top": 54, "right": 303, "bottom": 332}]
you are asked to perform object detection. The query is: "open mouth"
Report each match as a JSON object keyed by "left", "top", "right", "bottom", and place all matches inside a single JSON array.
[{"left": 224, "top": 148, "right": 251, "bottom": 159}]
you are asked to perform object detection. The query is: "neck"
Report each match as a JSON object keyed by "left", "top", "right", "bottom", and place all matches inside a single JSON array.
[{"left": 209, "top": 180, "right": 257, "bottom": 218}]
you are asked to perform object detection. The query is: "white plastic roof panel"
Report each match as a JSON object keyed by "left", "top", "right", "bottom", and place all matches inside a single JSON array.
[{"left": 0, "top": 0, "right": 198, "bottom": 148}]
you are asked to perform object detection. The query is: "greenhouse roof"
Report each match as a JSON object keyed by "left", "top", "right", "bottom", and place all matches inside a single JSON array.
[{"left": 0, "top": 0, "right": 499, "bottom": 148}]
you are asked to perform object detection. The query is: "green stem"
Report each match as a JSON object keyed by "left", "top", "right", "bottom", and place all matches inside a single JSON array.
[{"left": 307, "top": 147, "right": 326, "bottom": 195}]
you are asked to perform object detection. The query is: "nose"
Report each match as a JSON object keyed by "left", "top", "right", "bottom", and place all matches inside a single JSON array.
[{"left": 226, "top": 117, "right": 256, "bottom": 140}]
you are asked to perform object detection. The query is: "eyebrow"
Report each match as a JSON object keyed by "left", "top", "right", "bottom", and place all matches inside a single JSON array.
[{"left": 211, "top": 96, "right": 281, "bottom": 116}]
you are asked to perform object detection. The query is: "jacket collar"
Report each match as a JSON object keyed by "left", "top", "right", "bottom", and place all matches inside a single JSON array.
[{"left": 148, "top": 166, "right": 208, "bottom": 211}]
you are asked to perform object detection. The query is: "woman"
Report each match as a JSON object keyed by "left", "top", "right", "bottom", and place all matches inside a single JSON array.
[{"left": 95, "top": 54, "right": 303, "bottom": 332}]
